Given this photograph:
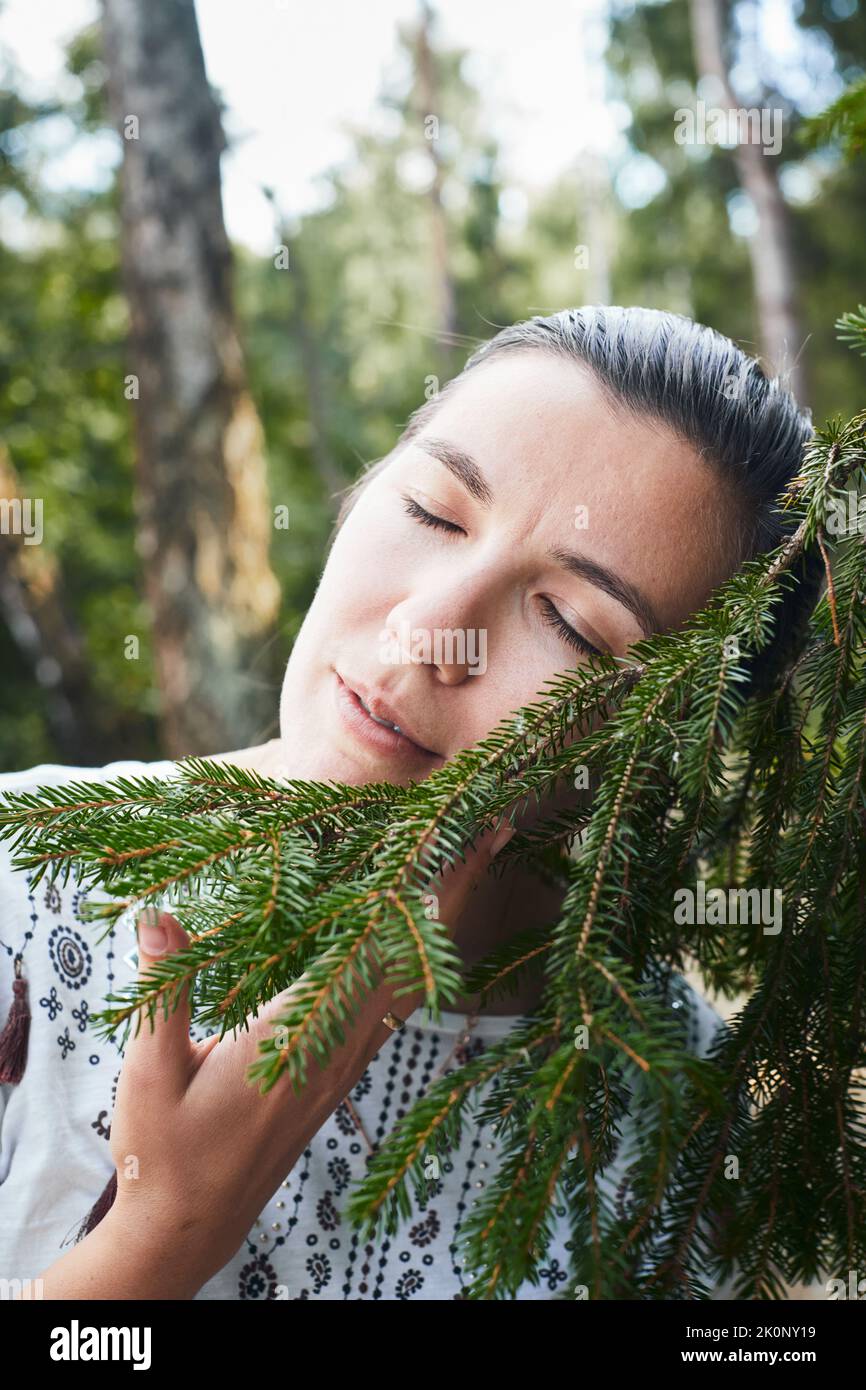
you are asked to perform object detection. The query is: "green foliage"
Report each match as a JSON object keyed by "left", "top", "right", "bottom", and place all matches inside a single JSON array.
[
  {"left": 800, "top": 76, "right": 866, "bottom": 161},
  {"left": 837, "top": 304, "right": 866, "bottom": 357},
  {"left": 3, "top": 7, "right": 865, "bottom": 764}
]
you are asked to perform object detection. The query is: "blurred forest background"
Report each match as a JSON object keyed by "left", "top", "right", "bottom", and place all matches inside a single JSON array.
[{"left": 0, "top": 0, "right": 863, "bottom": 772}]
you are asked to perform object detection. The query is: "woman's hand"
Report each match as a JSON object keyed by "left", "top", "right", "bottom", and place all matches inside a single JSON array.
[{"left": 31, "top": 818, "right": 514, "bottom": 1299}]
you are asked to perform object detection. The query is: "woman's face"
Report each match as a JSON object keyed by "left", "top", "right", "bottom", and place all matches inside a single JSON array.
[{"left": 278, "top": 351, "right": 740, "bottom": 786}]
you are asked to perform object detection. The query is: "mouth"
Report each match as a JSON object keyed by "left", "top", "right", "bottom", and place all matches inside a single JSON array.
[{"left": 334, "top": 672, "right": 442, "bottom": 764}]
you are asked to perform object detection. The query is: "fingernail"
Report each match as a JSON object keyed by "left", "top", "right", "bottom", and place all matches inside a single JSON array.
[
  {"left": 489, "top": 823, "right": 516, "bottom": 858},
  {"left": 137, "top": 907, "right": 168, "bottom": 955}
]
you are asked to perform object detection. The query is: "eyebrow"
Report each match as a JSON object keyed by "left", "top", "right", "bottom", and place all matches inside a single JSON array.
[
  {"left": 415, "top": 436, "right": 495, "bottom": 507},
  {"left": 415, "top": 434, "right": 662, "bottom": 639},
  {"left": 547, "top": 548, "right": 660, "bottom": 638}
]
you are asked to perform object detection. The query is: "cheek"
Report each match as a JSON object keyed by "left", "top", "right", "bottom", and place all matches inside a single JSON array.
[
  {"left": 448, "top": 650, "right": 571, "bottom": 756},
  {"left": 323, "top": 492, "right": 411, "bottom": 616}
]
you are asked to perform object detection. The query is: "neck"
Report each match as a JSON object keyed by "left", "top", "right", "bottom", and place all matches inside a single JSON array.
[{"left": 208, "top": 739, "right": 560, "bottom": 1017}]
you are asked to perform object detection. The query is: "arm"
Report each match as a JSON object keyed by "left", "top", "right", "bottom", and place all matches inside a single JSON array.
[
  {"left": 22, "top": 820, "right": 513, "bottom": 1300},
  {"left": 22, "top": 970, "right": 426, "bottom": 1300}
]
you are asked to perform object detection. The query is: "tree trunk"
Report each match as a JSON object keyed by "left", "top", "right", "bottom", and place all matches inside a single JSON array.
[
  {"left": 0, "top": 446, "right": 104, "bottom": 763},
  {"left": 689, "top": 0, "right": 809, "bottom": 405},
  {"left": 285, "top": 235, "right": 345, "bottom": 503},
  {"left": 100, "top": 0, "right": 280, "bottom": 756},
  {"left": 414, "top": 1, "right": 458, "bottom": 359}
]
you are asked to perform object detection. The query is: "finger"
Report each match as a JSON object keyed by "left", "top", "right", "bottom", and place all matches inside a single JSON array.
[
  {"left": 424, "top": 818, "right": 516, "bottom": 931},
  {"left": 249, "top": 821, "right": 515, "bottom": 1042},
  {"left": 240, "top": 823, "right": 517, "bottom": 1070},
  {"left": 125, "top": 907, "right": 195, "bottom": 1079}
]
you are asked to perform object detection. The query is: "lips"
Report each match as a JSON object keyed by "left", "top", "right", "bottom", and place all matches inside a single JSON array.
[
  {"left": 357, "top": 692, "right": 403, "bottom": 734},
  {"left": 334, "top": 672, "right": 440, "bottom": 759}
]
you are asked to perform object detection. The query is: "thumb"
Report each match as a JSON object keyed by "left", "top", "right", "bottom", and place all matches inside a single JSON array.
[{"left": 127, "top": 906, "right": 194, "bottom": 1072}]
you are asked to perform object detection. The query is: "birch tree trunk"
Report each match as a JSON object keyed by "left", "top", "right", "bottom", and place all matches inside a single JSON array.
[
  {"left": 100, "top": 0, "right": 280, "bottom": 756},
  {"left": 414, "top": 1, "right": 458, "bottom": 358},
  {"left": 689, "top": 0, "right": 809, "bottom": 404}
]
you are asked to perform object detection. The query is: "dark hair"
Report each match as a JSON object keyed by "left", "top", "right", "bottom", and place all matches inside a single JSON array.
[{"left": 336, "top": 305, "right": 824, "bottom": 697}]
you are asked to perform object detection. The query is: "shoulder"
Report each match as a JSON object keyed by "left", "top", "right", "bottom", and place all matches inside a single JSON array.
[
  {"left": 0, "top": 757, "right": 178, "bottom": 1014},
  {"left": 671, "top": 971, "right": 728, "bottom": 1058},
  {"left": 0, "top": 755, "right": 180, "bottom": 898},
  {"left": 0, "top": 756, "right": 179, "bottom": 907},
  {"left": 0, "top": 756, "right": 179, "bottom": 798},
  {"left": 639, "top": 959, "right": 727, "bottom": 1058}
]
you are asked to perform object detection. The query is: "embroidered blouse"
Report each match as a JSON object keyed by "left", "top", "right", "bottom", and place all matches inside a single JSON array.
[{"left": 0, "top": 758, "right": 729, "bottom": 1300}]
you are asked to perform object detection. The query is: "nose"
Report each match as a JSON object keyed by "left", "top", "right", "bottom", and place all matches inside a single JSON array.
[{"left": 381, "top": 570, "right": 494, "bottom": 685}]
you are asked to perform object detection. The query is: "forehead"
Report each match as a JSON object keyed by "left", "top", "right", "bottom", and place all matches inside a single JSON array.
[{"left": 409, "top": 350, "right": 742, "bottom": 633}]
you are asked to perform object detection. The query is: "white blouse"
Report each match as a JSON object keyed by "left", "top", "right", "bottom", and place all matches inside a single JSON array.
[{"left": 0, "top": 758, "right": 730, "bottom": 1300}]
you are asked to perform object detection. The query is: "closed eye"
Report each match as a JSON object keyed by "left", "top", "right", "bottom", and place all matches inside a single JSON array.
[
  {"left": 539, "top": 597, "right": 603, "bottom": 659},
  {"left": 402, "top": 492, "right": 603, "bottom": 659},
  {"left": 401, "top": 494, "right": 465, "bottom": 535}
]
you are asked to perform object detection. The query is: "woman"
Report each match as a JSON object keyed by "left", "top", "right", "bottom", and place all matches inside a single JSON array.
[{"left": 0, "top": 306, "right": 820, "bottom": 1300}]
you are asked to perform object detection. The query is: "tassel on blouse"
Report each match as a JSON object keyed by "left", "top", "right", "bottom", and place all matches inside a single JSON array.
[
  {"left": 0, "top": 955, "right": 31, "bottom": 1084},
  {"left": 76, "top": 1171, "right": 118, "bottom": 1242},
  {"left": 0, "top": 952, "right": 119, "bottom": 1244}
]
